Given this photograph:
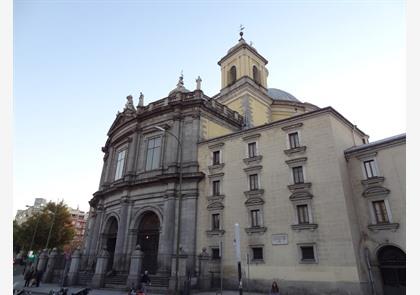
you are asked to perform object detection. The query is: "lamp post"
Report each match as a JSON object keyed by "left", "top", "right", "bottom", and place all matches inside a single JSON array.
[
  {"left": 45, "top": 205, "right": 59, "bottom": 250},
  {"left": 154, "top": 125, "right": 183, "bottom": 294}
]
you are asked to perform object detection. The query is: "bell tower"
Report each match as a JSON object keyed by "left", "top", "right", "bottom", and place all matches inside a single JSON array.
[{"left": 218, "top": 30, "right": 269, "bottom": 89}]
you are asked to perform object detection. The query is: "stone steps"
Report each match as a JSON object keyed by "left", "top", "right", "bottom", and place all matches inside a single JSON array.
[{"left": 77, "top": 272, "right": 94, "bottom": 286}]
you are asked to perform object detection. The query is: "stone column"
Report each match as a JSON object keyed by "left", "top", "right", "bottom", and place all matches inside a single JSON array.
[
  {"left": 81, "top": 208, "right": 95, "bottom": 269},
  {"left": 198, "top": 248, "right": 211, "bottom": 290},
  {"left": 43, "top": 248, "right": 58, "bottom": 283},
  {"left": 169, "top": 250, "right": 188, "bottom": 291},
  {"left": 91, "top": 248, "right": 110, "bottom": 288},
  {"left": 126, "top": 245, "right": 143, "bottom": 289},
  {"left": 37, "top": 249, "right": 49, "bottom": 273},
  {"left": 114, "top": 196, "right": 130, "bottom": 271},
  {"left": 67, "top": 248, "right": 81, "bottom": 286},
  {"left": 157, "top": 192, "right": 176, "bottom": 274},
  {"left": 88, "top": 204, "right": 104, "bottom": 269}
]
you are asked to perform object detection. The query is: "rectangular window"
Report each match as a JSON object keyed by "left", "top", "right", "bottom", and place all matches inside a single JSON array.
[
  {"left": 289, "top": 132, "right": 300, "bottom": 149},
  {"left": 292, "top": 166, "right": 304, "bottom": 184},
  {"left": 252, "top": 247, "right": 263, "bottom": 260},
  {"left": 372, "top": 200, "right": 389, "bottom": 224},
  {"left": 300, "top": 246, "right": 315, "bottom": 261},
  {"left": 251, "top": 209, "right": 260, "bottom": 227},
  {"left": 211, "top": 248, "right": 220, "bottom": 259},
  {"left": 248, "top": 142, "right": 257, "bottom": 158},
  {"left": 213, "top": 151, "right": 221, "bottom": 165},
  {"left": 249, "top": 174, "right": 259, "bottom": 191},
  {"left": 212, "top": 180, "right": 220, "bottom": 196},
  {"left": 114, "top": 149, "right": 127, "bottom": 180},
  {"left": 146, "top": 137, "right": 162, "bottom": 171},
  {"left": 364, "top": 160, "right": 378, "bottom": 178},
  {"left": 297, "top": 204, "right": 309, "bottom": 224},
  {"left": 212, "top": 213, "right": 220, "bottom": 230}
]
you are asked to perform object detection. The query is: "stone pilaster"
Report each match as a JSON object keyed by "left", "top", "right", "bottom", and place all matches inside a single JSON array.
[
  {"left": 37, "top": 249, "right": 49, "bottom": 273},
  {"left": 114, "top": 196, "right": 130, "bottom": 271},
  {"left": 126, "top": 245, "right": 144, "bottom": 289},
  {"left": 42, "top": 248, "right": 58, "bottom": 283},
  {"left": 169, "top": 251, "right": 188, "bottom": 291},
  {"left": 87, "top": 204, "right": 104, "bottom": 268},
  {"left": 157, "top": 193, "right": 176, "bottom": 274},
  {"left": 91, "top": 248, "right": 110, "bottom": 288},
  {"left": 67, "top": 248, "right": 81, "bottom": 286},
  {"left": 198, "top": 249, "right": 211, "bottom": 290}
]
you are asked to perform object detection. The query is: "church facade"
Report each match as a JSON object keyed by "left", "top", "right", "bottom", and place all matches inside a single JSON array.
[{"left": 82, "top": 34, "right": 405, "bottom": 295}]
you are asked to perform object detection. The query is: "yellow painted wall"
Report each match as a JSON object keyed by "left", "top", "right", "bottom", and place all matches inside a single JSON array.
[
  {"left": 224, "top": 99, "right": 243, "bottom": 116},
  {"left": 201, "top": 117, "right": 234, "bottom": 140},
  {"left": 249, "top": 96, "right": 270, "bottom": 126}
]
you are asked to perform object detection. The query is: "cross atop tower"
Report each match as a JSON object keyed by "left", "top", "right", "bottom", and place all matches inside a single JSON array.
[{"left": 239, "top": 24, "right": 245, "bottom": 40}]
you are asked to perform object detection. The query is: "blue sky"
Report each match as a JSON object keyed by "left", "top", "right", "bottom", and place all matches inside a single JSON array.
[{"left": 13, "top": 0, "right": 405, "bottom": 214}]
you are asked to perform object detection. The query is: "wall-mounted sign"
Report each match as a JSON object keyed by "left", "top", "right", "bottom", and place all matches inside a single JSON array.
[{"left": 272, "top": 234, "right": 288, "bottom": 245}]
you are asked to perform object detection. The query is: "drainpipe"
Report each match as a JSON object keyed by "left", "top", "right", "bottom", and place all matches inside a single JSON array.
[{"left": 364, "top": 247, "right": 376, "bottom": 295}]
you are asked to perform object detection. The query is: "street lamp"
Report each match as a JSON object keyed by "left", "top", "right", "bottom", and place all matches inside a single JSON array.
[
  {"left": 45, "top": 205, "right": 59, "bottom": 250},
  {"left": 153, "top": 125, "right": 183, "bottom": 294}
]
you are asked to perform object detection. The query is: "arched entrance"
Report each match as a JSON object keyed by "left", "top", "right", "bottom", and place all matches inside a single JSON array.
[
  {"left": 137, "top": 211, "right": 160, "bottom": 274},
  {"left": 377, "top": 246, "right": 406, "bottom": 295},
  {"left": 103, "top": 216, "right": 118, "bottom": 271}
]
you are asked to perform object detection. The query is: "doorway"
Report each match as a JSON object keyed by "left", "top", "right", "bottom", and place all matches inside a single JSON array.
[
  {"left": 137, "top": 211, "right": 160, "bottom": 274},
  {"left": 103, "top": 216, "right": 118, "bottom": 271},
  {"left": 378, "top": 245, "right": 406, "bottom": 295}
]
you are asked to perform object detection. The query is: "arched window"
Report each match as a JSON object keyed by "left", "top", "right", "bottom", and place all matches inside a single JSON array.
[
  {"left": 253, "top": 65, "right": 260, "bottom": 84},
  {"left": 229, "top": 65, "right": 237, "bottom": 85}
]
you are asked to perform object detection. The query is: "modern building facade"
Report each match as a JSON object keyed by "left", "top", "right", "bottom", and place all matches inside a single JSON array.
[
  {"left": 15, "top": 198, "right": 47, "bottom": 225},
  {"left": 82, "top": 34, "right": 405, "bottom": 295}
]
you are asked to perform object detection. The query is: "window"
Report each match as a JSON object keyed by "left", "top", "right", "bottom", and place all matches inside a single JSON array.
[
  {"left": 300, "top": 245, "right": 315, "bottom": 262},
  {"left": 114, "top": 149, "right": 127, "bottom": 180},
  {"left": 146, "top": 137, "right": 161, "bottom": 171},
  {"left": 252, "top": 65, "right": 260, "bottom": 84},
  {"left": 211, "top": 248, "right": 220, "bottom": 259},
  {"left": 251, "top": 209, "right": 260, "bottom": 227},
  {"left": 252, "top": 247, "right": 263, "bottom": 260},
  {"left": 212, "top": 151, "right": 221, "bottom": 165},
  {"left": 288, "top": 132, "right": 300, "bottom": 149},
  {"left": 249, "top": 174, "right": 259, "bottom": 191},
  {"left": 364, "top": 159, "right": 378, "bottom": 178},
  {"left": 212, "top": 213, "right": 220, "bottom": 230},
  {"left": 297, "top": 204, "right": 309, "bottom": 224},
  {"left": 229, "top": 66, "right": 237, "bottom": 84},
  {"left": 372, "top": 200, "right": 389, "bottom": 224},
  {"left": 248, "top": 142, "right": 257, "bottom": 158},
  {"left": 212, "top": 180, "right": 221, "bottom": 196},
  {"left": 292, "top": 166, "right": 304, "bottom": 184}
]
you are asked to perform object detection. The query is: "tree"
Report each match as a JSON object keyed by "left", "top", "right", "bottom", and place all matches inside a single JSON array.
[{"left": 13, "top": 201, "right": 76, "bottom": 252}]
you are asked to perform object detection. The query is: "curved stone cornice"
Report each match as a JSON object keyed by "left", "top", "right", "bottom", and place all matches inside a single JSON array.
[
  {"left": 289, "top": 191, "right": 313, "bottom": 201},
  {"left": 362, "top": 186, "right": 390, "bottom": 198},
  {"left": 244, "top": 197, "right": 265, "bottom": 207},
  {"left": 207, "top": 201, "right": 224, "bottom": 211}
]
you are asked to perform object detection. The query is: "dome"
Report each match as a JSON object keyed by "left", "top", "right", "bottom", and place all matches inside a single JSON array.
[{"left": 267, "top": 88, "right": 300, "bottom": 102}]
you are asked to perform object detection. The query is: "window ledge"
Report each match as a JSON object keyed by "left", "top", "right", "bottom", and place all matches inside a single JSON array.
[
  {"left": 250, "top": 259, "right": 265, "bottom": 264},
  {"left": 245, "top": 226, "right": 267, "bottom": 235},
  {"left": 288, "top": 182, "right": 312, "bottom": 191},
  {"left": 291, "top": 223, "right": 318, "bottom": 231},
  {"left": 244, "top": 189, "right": 265, "bottom": 197},
  {"left": 206, "top": 229, "right": 225, "bottom": 236},
  {"left": 361, "top": 176, "right": 385, "bottom": 186},
  {"left": 207, "top": 194, "right": 225, "bottom": 201},
  {"left": 368, "top": 223, "right": 399, "bottom": 232},
  {"left": 243, "top": 156, "right": 263, "bottom": 165},
  {"left": 284, "top": 146, "right": 307, "bottom": 156},
  {"left": 299, "top": 259, "right": 317, "bottom": 264}
]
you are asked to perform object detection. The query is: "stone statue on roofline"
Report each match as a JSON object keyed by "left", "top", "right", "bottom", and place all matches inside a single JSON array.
[
  {"left": 124, "top": 95, "right": 136, "bottom": 111},
  {"left": 137, "top": 92, "right": 144, "bottom": 108},
  {"left": 196, "top": 76, "right": 202, "bottom": 90}
]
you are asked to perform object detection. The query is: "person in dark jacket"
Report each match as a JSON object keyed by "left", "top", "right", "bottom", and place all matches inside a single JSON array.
[
  {"left": 23, "top": 263, "right": 34, "bottom": 287},
  {"left": 35, "top": 268, "right": 43, "bottom": 287},
  {"left": 140, "top": 270, "right": 151, "bottom": 293}
]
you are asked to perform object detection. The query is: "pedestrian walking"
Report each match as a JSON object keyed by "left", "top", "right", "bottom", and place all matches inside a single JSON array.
[
  {"left": 269, "top": 281, "right": 280, "bottom": 295},
  {"left": 35, "top": 268, "right": 43, "bottom": 287},
  {"left": 24, "top": 263, "right": 34, "bottom": 287},
  {"left": 140, "top": 270, "right": 151, "bottom": 294}
]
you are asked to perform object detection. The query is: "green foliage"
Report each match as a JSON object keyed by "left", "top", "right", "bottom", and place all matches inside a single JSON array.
[{"left": 13, "top": 201, "right": 76, "bottom": 252}]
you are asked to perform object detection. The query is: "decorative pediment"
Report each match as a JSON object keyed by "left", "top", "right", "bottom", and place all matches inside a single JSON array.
[
  {"left": 285, "top": 157, "right": 307, "bottom": 166},
  {"left": 107, "top": 112, "right": 135, "bottom": 136},
  {"left": 362, "top": 186, "right": 390, "bottom": 198},
  {"left": 289, "top": 191, "right": 313, "bottom": 201},
  {"left": 244, "top": 197, "right": 265, "bottom": 207},
  {"left": 207, "top": 201, "right": 224, "bottom": 211}
]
